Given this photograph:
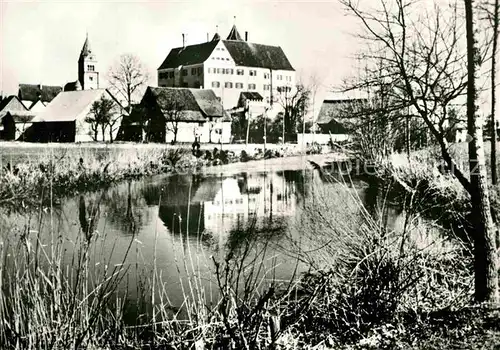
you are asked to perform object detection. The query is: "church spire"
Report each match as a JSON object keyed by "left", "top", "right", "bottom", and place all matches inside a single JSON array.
[{"left": 80, "top": 32, "right": 92, "bottom": 58}]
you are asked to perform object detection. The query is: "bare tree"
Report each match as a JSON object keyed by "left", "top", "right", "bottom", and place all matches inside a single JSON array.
[
  {"left": 464, "top": 0, "right": 499, "bottom": 304},
  {"left": 164, "top": 99, "right": 186, "bottom": 145},
  {"left": 341, "top": 0, "right": 498, "bottom": 303},
  {"left": 85, "top": 96, "right": 116, "bottom": 142},
  {"left": 340, "top": 0, "right": 473, "bottom": 191},
  {"left": 277, "top": 84, "right": 311, "bottom": 141},
  {"left": 108, "top": 54, "right": 150, "bottom": 112},
  {"left": 483, "top": 0, "right": 500, "bottom": 184}
]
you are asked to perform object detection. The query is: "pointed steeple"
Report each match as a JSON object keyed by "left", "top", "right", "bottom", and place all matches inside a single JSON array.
[
  {"left": 226, "top": 24, "right": 243, "bottom": 41},
  {"left": 80, "top": 32, "right": 92, "bottom": 58},
  {"left": 212, "top": 32, "right": 221, "bottom": 41}
]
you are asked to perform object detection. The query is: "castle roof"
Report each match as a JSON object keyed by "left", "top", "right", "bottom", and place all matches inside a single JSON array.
[
  {"left": 226, "top": 25, "right": 243, "bottom": 41},
  {"left": 158, "top": 33, "right": 294, "bottom": 71}
]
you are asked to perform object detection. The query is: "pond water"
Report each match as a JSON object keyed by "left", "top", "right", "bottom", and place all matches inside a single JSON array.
[{"left": 0, "top": 160, "right": 412, "bottom": 321}]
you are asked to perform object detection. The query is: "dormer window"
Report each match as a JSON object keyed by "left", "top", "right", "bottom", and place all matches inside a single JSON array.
[{"left": 87, "top": 65, "right": 95, "bottom": 71}]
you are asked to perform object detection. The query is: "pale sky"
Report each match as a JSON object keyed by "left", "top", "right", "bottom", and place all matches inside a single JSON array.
[{"left": 0, "top": 0, "right": 361, "bottom": 111}]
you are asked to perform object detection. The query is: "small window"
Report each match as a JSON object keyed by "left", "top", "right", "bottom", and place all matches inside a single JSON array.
[
  {"left": 169, "top": 71, "right": 174, "bottom": 78},
  {"left": 249, "top": 70, "right": 257, "bottom": 76},
  {"left": 225, "top": 68, "right": 234, "bottom": 75},
  {"left": 198, "top": 67, "right": 202, "bottom": 75},
  {"left": 217, "top": 68, "right": 224, "bottom": 74},
  {"left": 191, "top": 68, "right": 197, "bottom": 75},
  {"left": 248, "top": 83, "right": 256, "bottom": 90},
  {"left": 235, "top": 82, "right": 243, "bottom": 89},
  {"left": 182, "top": 69, "right": 188, "bottom": 76},
  {"left": 277, "top": 75, "right": 283, "bottom": 80},
  {"left": 87, "top": 65, "right": 95, "bottom": 71},
  {"left": 236, "top": 69, "right": 244, "bottom": 75},
  {"left": 225, "top": 82, "right": 233, "bottom": 88},
  {"left": 199, "top": 122, "right": 204, "bottom": 127},
  {"left": 89, "top": 76, "right": 94, "bottom": 81},
  {"left": 225, "top": 58, "right": 230, "bottom": 61},
  {"left": 263, "top": 84, "right": 271, "bottom": 91},
  {"left": 212, "top": 81, "right": 220, "bottom": 88},
  {"left": 264, "top": 73, "right": 270, "bottom": 79}
]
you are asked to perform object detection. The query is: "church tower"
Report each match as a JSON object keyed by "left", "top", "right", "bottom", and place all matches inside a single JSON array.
[{"left": 78, "top": 33, "right": 99, "bottom": 90}]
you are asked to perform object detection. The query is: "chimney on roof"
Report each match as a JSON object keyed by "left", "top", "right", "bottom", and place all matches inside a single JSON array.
[
  {"left": 245, "top": 31, "right": 248, "bottom": 41},
  {"left": 182, "top": 33, "right": 185, "bottom": 48},
  {"left": 207, "top": 32, "right": 209, "bottom": 42}
]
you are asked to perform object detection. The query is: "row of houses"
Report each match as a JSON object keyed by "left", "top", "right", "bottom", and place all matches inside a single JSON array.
[{"left": 0, "top": 25, "right": 355, "bottom": 144}]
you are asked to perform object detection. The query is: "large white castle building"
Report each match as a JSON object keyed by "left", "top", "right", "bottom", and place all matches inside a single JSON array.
[{"left": 157, "top": 25, "right": 296, "bottom": 112}]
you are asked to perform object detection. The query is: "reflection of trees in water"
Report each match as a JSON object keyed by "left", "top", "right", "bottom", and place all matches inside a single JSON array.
[
  {"left": 281, "top": 169, "right": 307, "bottom": 202},
  {"left": 78, "top": 195, "right": 101, "bottom": 240},
  {"left": 144, "top": 174, "right": 206, "bottom": 236},
  {"left": 224, "top": 217, "right": 288, "bottom": 256},
  {"left": 101, "top": 181, "right": 148, "bottom": 235},
  {"left": 158, "top": 203, "right": 204, "bottom": 236}
]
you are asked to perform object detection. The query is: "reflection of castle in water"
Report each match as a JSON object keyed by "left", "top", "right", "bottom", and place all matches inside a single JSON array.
[
  {"left": 150, "top": 172, "right": 300, "bottom": 237},
  {"left": 201, "top": 173, "right": 297, "bottom": 236}
]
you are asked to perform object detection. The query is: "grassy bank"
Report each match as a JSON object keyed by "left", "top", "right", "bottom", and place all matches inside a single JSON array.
[{"left": 0, "top": 142, "right": 324, "bottom": 206}]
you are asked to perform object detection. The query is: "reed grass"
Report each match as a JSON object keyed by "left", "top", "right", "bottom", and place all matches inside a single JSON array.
[{"left": 0, "top": 147, "right": 493, "bottom": 349}]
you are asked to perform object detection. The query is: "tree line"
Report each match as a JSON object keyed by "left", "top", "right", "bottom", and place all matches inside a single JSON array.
[{"left": 339, "top": 0, "right": 500, "bottom": 304}]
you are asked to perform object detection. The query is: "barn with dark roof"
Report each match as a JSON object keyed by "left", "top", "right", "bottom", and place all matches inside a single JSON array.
[
  {"left": 125, "top": 86, "right": 231, "bottom": 144},
  {"left": 157, "top": 25, "right": 296, "bottom": 110}
]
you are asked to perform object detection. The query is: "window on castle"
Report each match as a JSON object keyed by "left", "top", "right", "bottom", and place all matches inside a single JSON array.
[
  {"left": 191, "top": 68, "right": 197, "bottom": 75},
  {"left": 236, "top": 69, "right": 244, "bottom": 75},
  {"left": 248, "top": 83, "right": 256, "bottom": 90},
  {"left": 212, "top": 81, "right": 221, "bottom": 88},
  {"left": 89, "top": 77, "right": 94, "bottom": 81},
  {"left": 249, "top": 70, "right": 257, "bottom": 76},
  {"left": 182, "top": 69, "right": 188, "bottom": 76},
  {"left": 169, "top": 71, "right": 174, "bottom": 78},
  {"left": 217, "top": 68, "right": 224, "bottom": 74},
  {"left": 159, "top": 72, "right": 168, "bottom": 79},
  {"left": 225, "top": 82, "right": 233, "bottom": 88},
  {"left": 263, "top": 84, "right": 271, "bottom": 90},
  {"left": 235, "top": 83, "right": 243, "bottom": 89},
  {"left": 87, "top": 65, "right": 95, "bottom": 71},
  {"left": 225, "top": 68, "right": 234, "bottom": 75},
  {"left": 264, "top": 73, "right": 270, "bottom": 79},
  {"left": 198, "top": 67, "right": 202, "bottom": 75},
  {"left": 277, "top": 75, "right": 283, "bottom": 80}
]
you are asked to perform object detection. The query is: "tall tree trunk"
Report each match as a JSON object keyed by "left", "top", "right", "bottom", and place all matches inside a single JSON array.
[
  {"left": 492, "top": 0, "right": 499, "bottom": 185},
  {"left": 465, "top": 0, "right": 499, "bottom": 304}
]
